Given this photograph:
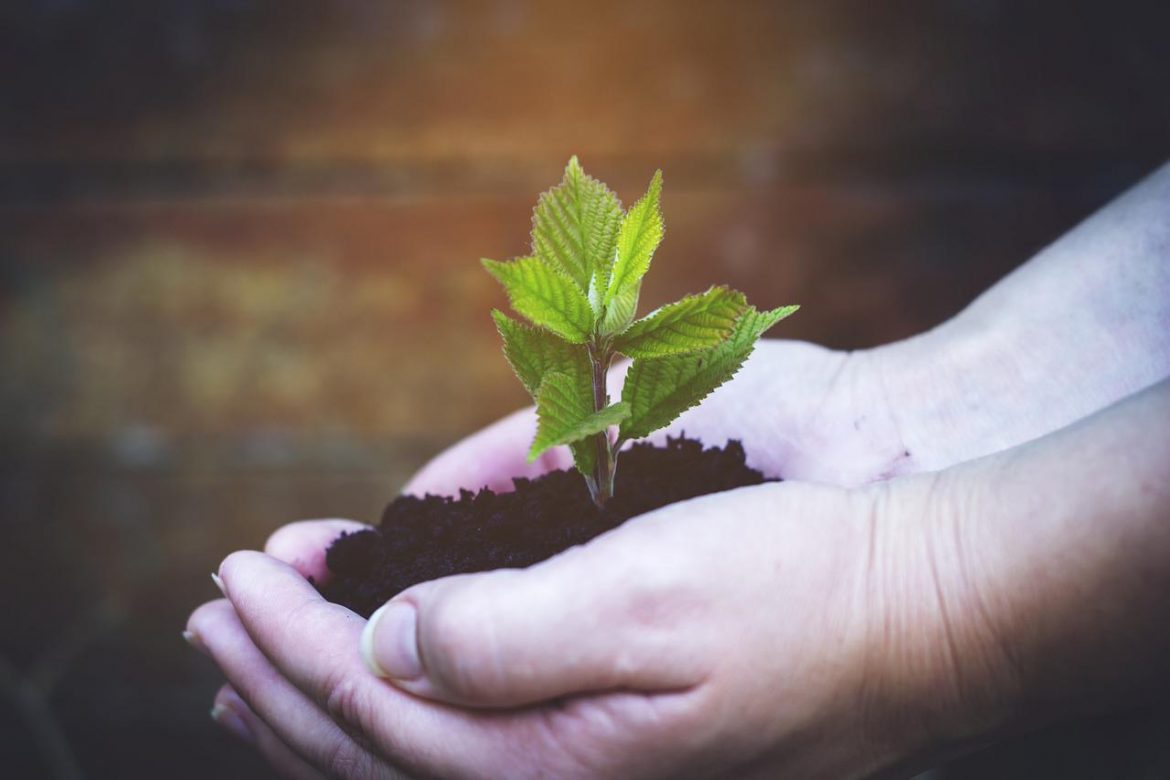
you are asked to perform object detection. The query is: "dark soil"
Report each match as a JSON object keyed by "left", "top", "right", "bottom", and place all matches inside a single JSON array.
[{"left": 318, "top": 437, "right": 773, "bottom": 616}]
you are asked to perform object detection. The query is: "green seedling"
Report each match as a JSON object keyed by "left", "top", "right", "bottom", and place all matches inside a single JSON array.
[{"left": 485, "top": 157, "right": 798, "bottom": 507}]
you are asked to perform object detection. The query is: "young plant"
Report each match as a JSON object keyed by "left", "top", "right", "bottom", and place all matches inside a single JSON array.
[{"left": 485, "top": 157, "right": 798, "bottom": 508}]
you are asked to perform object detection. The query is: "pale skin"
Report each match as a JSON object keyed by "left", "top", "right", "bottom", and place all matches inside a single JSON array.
[{"left": 187, "top": 162, "right": 1170, "bottom": 779}]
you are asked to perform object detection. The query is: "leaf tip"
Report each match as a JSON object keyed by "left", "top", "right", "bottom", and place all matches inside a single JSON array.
[
  {"left": 768, "top": 303, "right": 800, "bottom": 322},
  {"left": 566, "top": 154, "right": 583, "bottom": 179}
]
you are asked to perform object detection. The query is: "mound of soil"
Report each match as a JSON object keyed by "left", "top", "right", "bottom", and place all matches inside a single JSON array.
[{"left": 318, "top": 437, "right": 773, "bottom": 616}]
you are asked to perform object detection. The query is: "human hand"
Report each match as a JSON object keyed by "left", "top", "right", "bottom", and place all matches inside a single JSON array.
[
  {"left": 189, "top": 163, "right": 1170, "bottom": 777},
  {"left": 405, "top": 321, "right": 1137, "bottom": 502},
  {"left": 189, "top": 476, "right": 985, "bottom": 779},
  {"left": 189, "top": 382, "right": 1170, "bottom": 779},
  {"left": 415, "top": 157, "right": 1170, "bottom": 499},
  {"left": 183, "top": 338, "right": 953, "bottom": 780},
  {"left": 405, "top": 338, "right": 932, "bottom": 498}
]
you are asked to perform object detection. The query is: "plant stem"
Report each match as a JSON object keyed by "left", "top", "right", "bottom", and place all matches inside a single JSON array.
[{"left": 588, "top": 343, "right": 616, "bottom": 509}]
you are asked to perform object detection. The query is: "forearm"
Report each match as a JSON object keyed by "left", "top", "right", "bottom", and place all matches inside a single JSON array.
[
  {"left": 968, "top": 379, "right": 1170, "bottom": 718},
  {"left": 878, "top": 161, "right": 1170, "bottom": 470},
  {"left": 901, "top": 380, "right": 1170, "bottom": 769}
]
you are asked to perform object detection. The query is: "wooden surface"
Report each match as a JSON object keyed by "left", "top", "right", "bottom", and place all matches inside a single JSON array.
[{"left": 1, "top": 2, "right": 1168, "bottom": 778}]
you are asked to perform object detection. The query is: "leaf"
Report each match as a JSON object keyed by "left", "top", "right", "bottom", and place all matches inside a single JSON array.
[
  {"left": 531, "top": 156, "right": 623, "bottom": 297},
  {"left": 482, "top": 256, "right": 594, "bottom": 343},
  {"left": 605, "top": 170, "right": 663, "bottom": 310},
  {"left": 490, "top": 310, "right": 590, "bottom": 401},
  {"left": 613, "top": 286, "right": 747, "bottom": 359},
  {"left": 619, "top": 304, "right": 799, "bottom": 440},
  {"left": 599, "top": 282, "right": 640, "bottom": 336},
  {"left": 490, "top": 312, "right": 601, "bottom": 474},
  {"left": 529, "top": 371, "right": 630, "bottom": 461},
  {"left": 490, "top": 313, "right": 602, "bottom": 473},
  {"left": 569, "top": 439, "right": 598, "bottom": 478}
]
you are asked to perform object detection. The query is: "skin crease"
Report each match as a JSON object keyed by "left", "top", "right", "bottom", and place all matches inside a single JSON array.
[{"left": 187, "top": 162, "right": 1170, "bottom": 779}]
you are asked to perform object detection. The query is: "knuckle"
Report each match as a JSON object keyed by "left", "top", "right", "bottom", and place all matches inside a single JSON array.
[
  {"left": 425, "top": 602, "right": 478, "bottom": 686},
  {"left": 423, "top": 586, "right": 501, "bottom": 700},
  {"left": 426, "top": 593, "right": 474, "bottom": 651},
  {"left": 321, "top": 670, "right": 374, "bottom": 731},
  {"left": 322, "top": 737, "right": 377, "bottom": 780}
]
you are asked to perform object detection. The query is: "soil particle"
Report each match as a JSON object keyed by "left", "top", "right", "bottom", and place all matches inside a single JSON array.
[{"left": 318, "top": 437, "right": 772, "bottom": 616}]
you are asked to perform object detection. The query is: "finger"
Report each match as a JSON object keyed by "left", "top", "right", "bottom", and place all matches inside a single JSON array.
[
  {"left": 212, "top": 684, "right": 331, "bottom": 780},
  {"left": 188, "top": 599, "right": 396, "bottom": 779},
  {"left": 404, "top": 407, "right": 572, "bottom": 496},
  {"left": 265, "top": 519, "right": 372, "bottom": 581},
  {"left": 359, "top": 493, "right": 736, "bottom": 708},
  {"left": 216, "top": 551, "right": 578, "bottom": 778}
]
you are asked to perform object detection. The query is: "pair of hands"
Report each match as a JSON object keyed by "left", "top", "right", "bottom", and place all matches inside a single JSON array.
[
  {"left": 187, "top": 162, "right": 1170, "bottom": 778},
  {"left": 187, "top": 339, "right": 1017, "bottom": 779}
]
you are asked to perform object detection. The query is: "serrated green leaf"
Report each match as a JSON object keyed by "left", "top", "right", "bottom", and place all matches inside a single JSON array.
[
  {"left": 613, "top": 286, "right": 747, "bottom": 358},
  {"left": 619, "top": 304, "right": 799, "bottom": 440},
  {"left": 600, "top": 282, "right": 640, "bottom": 336},
  {"left": 531, "top": 156, "right": 623, "bottom": 297},
  {"left": 482, "top": 256, "right": 594, "bottom": 343},
  {"left": 605, "top": 170, "right": 663, "bottom": 309},
  {"left": 529, "top": 371, "right": 630, "bottom": 461},
  {"left": 490, "top": 310, "right": 590, "bottom": 401},
  {"left": 490, "top": 314, "right": 601, "bottom": 472}
]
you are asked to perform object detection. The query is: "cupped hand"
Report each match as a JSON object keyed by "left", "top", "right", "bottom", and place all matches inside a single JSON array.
[
  {"left": 185, "top": 338, "right": 995, "bottom": 780},
  {"left": 406, "top": 338, "right": 926, "bottom": 498},
  {"left": 187, "top": 472, "right": 997, "bottom": 780},
  {"left": 188, "top": 163, "right": 1170, "bottom": 778}
]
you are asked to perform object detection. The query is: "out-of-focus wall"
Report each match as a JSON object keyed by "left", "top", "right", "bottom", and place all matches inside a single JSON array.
[{"left": 1, "top": 2, "right": 1167, "bottom": 778}]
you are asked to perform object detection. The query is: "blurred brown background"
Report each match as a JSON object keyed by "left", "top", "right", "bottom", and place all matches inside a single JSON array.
[{"left": 1, "top": 1, "right": 1167, "bottom": 778}]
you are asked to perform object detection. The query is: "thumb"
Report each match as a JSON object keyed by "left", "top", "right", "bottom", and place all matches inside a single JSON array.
[{"left": 357, "top": 527, "right": 710, "bottom": 708}]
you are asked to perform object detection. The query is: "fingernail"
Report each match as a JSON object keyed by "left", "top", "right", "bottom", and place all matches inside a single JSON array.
[
  {"left": 211, "top": 571, "right": 225, "bottom": 595},
  {"left": 182, "top": 629, "right": 207, "bottom": 653},
  {"left": 361, "top": 601, "right": 421, "bottom": 681},
  {"left": 211, "top": 703, "right": 253, "bottom": 743}
]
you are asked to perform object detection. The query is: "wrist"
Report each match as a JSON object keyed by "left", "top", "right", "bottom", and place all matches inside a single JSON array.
[
  {"left": 863, "top": 385, "right": 1170, "bottom": 771},
  {"left": 946, "top": 385, "right": 1170, "bottom": 728},
  {"left": 853, "top": 466, "right": 1025, "bottom": 771},
  {"left": 872, "top": 250, "right": 1169, "bottom": 477},
  {"left": 869, "top": 307, "right": 1086, "bottom": 473}
]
